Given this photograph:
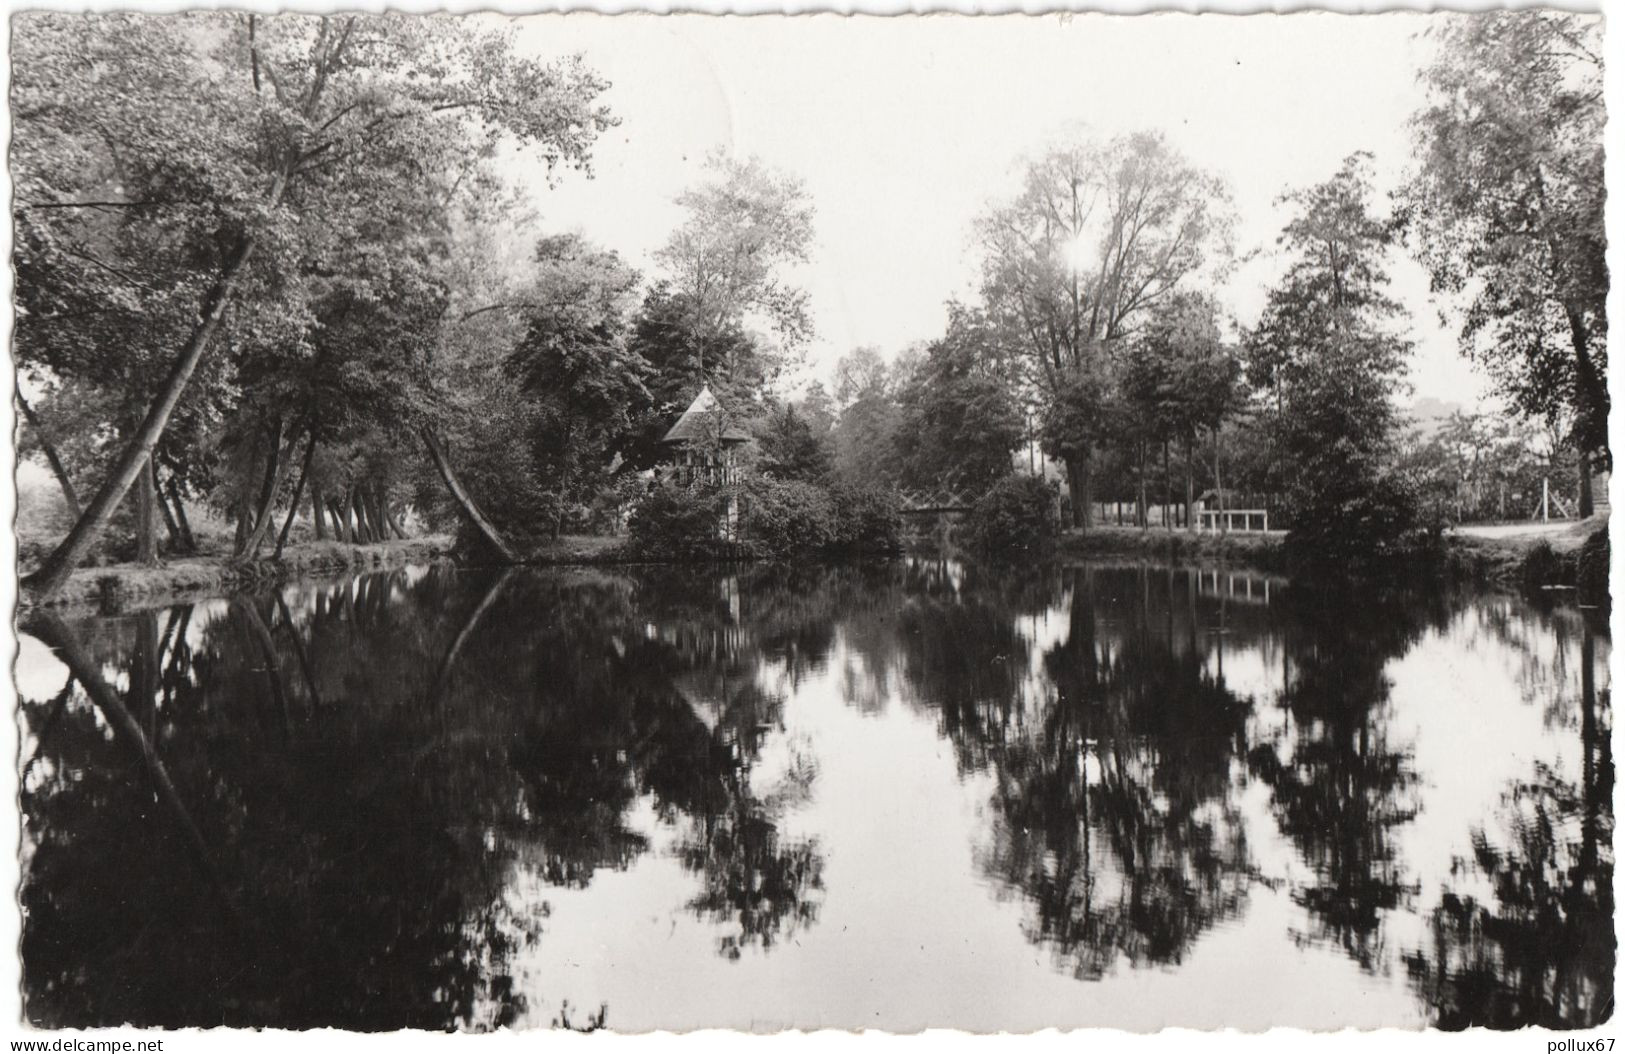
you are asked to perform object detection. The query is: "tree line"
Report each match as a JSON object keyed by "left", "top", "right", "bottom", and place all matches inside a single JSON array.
[{"left": 13, "top": 11, "right": 1607, "bottom": 591}]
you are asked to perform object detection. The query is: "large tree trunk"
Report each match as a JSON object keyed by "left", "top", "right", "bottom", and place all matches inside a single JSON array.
[
  {"left": 310, "top": 476, "right": 328, "bottom": 541},
  {"left": 22, "top": 234, "right": 260, "bottom": 598},
  {"left": 331, "top": 494, "right": 354, "bottom": 544},
  {"left": 383, "top": 495, "right": 409, "bottom": 540},
  {"left": 1564, "top": 302, "right": 1610, "bottom": 468},
  {"left": 165, "top": 475, "right": 197, "bottom": 553},
  {"left": 355, "top": 488, "right": 378, "bottom": 543},
  {"left": 135, "top": 453, "right": 159, "bottom": 566},
  {"left": 236, "top": 423, "right": 304, "bottom": 560},
  {"left": 275, "top": 431, "right": 317, "bottom": 559},
  {"left": 1063, "top": 454, "right": 1090, "bottom": 529},
  {"left": 151, "top": 461, "right": 186, "bottom": 552},
  {"left": 422, "top": 428, "right": 519, "bottom": 562},
  {"left": 1579, "top": 448, "right": 1594, "bottom": 519},
  {"left": 1212, "top": 426, "right": 1227, "bottom": 536},
  {"left": 17, "top": 389, "right": 82, "bottom": 518}
]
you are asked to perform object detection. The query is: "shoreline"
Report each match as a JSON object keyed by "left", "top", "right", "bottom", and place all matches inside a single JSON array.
[
  {"left": 19, "top": 536, "right": 456, "bottom": 615},
  {"left": 18, "top": 517, "right": 1608, "bottom": 616}
]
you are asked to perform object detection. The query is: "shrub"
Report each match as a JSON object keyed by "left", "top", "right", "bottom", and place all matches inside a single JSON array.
[
  {"left": 829, "top": 483, "right": 903, "bottom": 553},
  {"left": 628, "top": 484, "right": 735, "bottom": 558},
  {"left": 1577, "top": 524, "right": 1610, "bottom": 608},
  {"left": 741, "top": 478, "right": 837, "bottom": 555},
  {"left": 1520, "top": 539, "right": 1567, "bottom": 592},
  {"left": 966, "top": 475, "right": 1059, "bottom": 551},
  {"left": 1284, "top": 469, "right": 1421, "bottom": 568}
]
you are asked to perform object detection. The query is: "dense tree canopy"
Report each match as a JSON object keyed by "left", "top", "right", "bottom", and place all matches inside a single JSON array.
[{"left": 1404, "top": 12, "right": 1607, "bottom": 491}]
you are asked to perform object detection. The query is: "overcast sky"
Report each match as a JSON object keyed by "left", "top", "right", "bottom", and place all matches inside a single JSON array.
[{"left": 501, "top": 12, "right": 1507, "bottom": 408}]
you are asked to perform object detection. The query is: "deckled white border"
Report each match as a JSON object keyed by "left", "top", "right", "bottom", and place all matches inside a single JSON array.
[{"left": 1, "top": 0, "right": 1616, "bottom": 1050}]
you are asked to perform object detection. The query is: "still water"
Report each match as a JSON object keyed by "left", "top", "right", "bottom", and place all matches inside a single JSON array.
[{"left": 16, "top": 560, "right": 1613, "bottom": 1031}]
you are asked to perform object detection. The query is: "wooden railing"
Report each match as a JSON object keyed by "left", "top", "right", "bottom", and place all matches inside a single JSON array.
[{"left": 1197, "top": 509, "right": 1270, "bottom": 533}]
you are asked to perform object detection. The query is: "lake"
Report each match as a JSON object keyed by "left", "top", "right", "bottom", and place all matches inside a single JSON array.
[{"left": 16, "top": 559, "right": 1612, "bottom": 1031}]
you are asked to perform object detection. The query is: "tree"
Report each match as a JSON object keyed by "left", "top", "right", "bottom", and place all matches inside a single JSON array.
[
  {"left": 654, "top": 152, "right": 817, "bottom": 352},
  {"left": 830, "top": 346, "right": 902, "bottom": 488},
  {"left": 1249, "top": 154, "right": 1415, "bottom": 562},
  {"left": 1403, "top": 12, "right": 1607, "bottom": 514},
  {"left": 893, "top": 304, "right": 1025, "bottom": 496},
  {"left": 977, "top": 132, "right": 1231, "bottom": 526},
  {"left": 1122, "top": 293, "right": 1242, "bottom": 530},
  {"left": 506, "top": 234, "right": 647, "bottom": 539},
  {"left": 14, "top": 13, "right": 614, "bottom": 595},
  {"left": 754, "top": 403, "right": 831, "bottom": 484},
  {"left": 618, "top": 283, "right": 768, "bottom": 473}
]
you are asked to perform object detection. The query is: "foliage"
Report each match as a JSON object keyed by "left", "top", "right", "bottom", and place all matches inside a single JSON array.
[
  {"left": 13, "top": 12, "right": 616, "bottom": 587},
  {"left": 754, "top": 403, "right": 832, "bottom": 484},
  {"left": 626, "top": 484, "right": 735, "bottom": 559},
  {"left": 827, "top": 483, "right": 903, "bottom": 554},
  {"left": 506, "top": 233, "right": 648, "bottom": 537},
  {"left": 617, "top": 284, "right": 770, "bottom": 473},
  {"left": 654, "top": 152, "right": 816, "bottom": 350},
  {"left": 1250, "top": 154, "right": 1419, "bottom": 564},
  {"left": 965, "top": 474, "right": 1060, "bottom": 551},
  {"left": 894, "top": 304, "right": 1025, "bottom": 495},
  {"left": 976, "top": 131, "right": 1232, "bottom": 523},
  {"left": 831, "top": 346, "right": 903, "bottom": 488},
  {"left": 740, "top": 479, "right": 839, "bottom": 555},
  {"left": 1403, "top": 12, "right": 1607, "bottom": 464}
]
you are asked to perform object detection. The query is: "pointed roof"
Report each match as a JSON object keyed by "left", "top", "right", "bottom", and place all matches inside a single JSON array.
[{"left": 661, "top": 385, "right": 752, "bottom": 445}]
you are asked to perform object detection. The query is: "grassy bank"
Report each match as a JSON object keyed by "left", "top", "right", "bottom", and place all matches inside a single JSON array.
[
  {"left": 1056, "top": 525, "right": 1287, "bottom": 574},
  {"left": 1055, "top": 517, "right": 1609, "bottom": 600},
  {"left": 21, "top": 535, "right": 454, "bottom": 614}
]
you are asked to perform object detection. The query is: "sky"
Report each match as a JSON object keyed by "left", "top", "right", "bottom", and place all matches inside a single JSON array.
[{"left": 496, "top": 14, "right": 1510, "bottom": 406}]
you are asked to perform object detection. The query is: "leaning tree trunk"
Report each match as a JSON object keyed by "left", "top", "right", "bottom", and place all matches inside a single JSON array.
[
  {"left": 135, "top": 454, "right": 159, "bottom": 567},
  {"left": 165, "top": 475, "right": 197, "bottom": 553},
  {"left": 23, "top": 234, "right": 260, "bottom": 598},
  {"left": 383, "top": 494, "right": 409, "bottom": 540},
  {"left": 421, "top": 428, "right": 520, "bottom": 562},
  {"left": 275, "top": 431, "right": 317, "bottom": 559},
  {"left": 351, "top": 488, "right": 375, "bottom": 544},
  {"left": 236, "top": 424, "right": 304, "bottom": 560},
  {"left": 152, "top": 462, "right": 185, "bottom": 552},
  {"left": 17, "top": 389, "right": 82, "bottom": 518},
  {"left": 325, "top": 499, "right": 347, "bottom": 544}
]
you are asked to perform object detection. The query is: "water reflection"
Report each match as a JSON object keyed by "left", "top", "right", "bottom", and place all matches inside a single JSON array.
[{"left": 16, "top": 559, "right": 1611, "bottom": 1030}]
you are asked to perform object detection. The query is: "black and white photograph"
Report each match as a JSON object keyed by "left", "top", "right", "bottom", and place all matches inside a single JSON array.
[{"left": 6, "top": 6, "right": 1616, "bottom": 1037}]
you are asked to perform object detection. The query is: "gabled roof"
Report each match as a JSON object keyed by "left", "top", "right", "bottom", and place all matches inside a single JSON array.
[{"left": 661, "top": 385, "right": 752, "bottom": 445}]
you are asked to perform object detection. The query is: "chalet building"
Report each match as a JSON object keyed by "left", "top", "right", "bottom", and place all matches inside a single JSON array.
[{"left": 659, "top": 385, "right": 752, "bottom": 487}]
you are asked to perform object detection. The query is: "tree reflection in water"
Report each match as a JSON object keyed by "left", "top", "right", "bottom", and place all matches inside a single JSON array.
[
  {"left": 15, "top": 559, "right": 1614, "bottom": 1029},
  {"left": 890, "top": 562, "right": 1254, "bottom": 979},
  {"left": 1404, "top": 619, "right": 1613, "bottom": 1029},
  {"left": 19, "top": 566, "right": 827, "bottom": 1028}
]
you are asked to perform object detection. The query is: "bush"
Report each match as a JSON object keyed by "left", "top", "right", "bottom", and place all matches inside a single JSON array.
[
  {"left": 1284, "top": 469, "right": 1421, "bottom": 568},
  {"left": 828, "top": 483, "right": 903, "bottom": 553},
  {"left": 966, "top": 475, "right": 1059, "bottom": 551},
  {"left": 1577, "top": 525, "right": 1610, "bottom": 608},
  {"left": 628, "top": 484, "right": 735, "bottom": 558},
  {"left": 741, "top": 479, "right": 837, "bottom": 554},
  {"left": 1520, "top": 539, "right": 1567, "bottom": 592}
]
